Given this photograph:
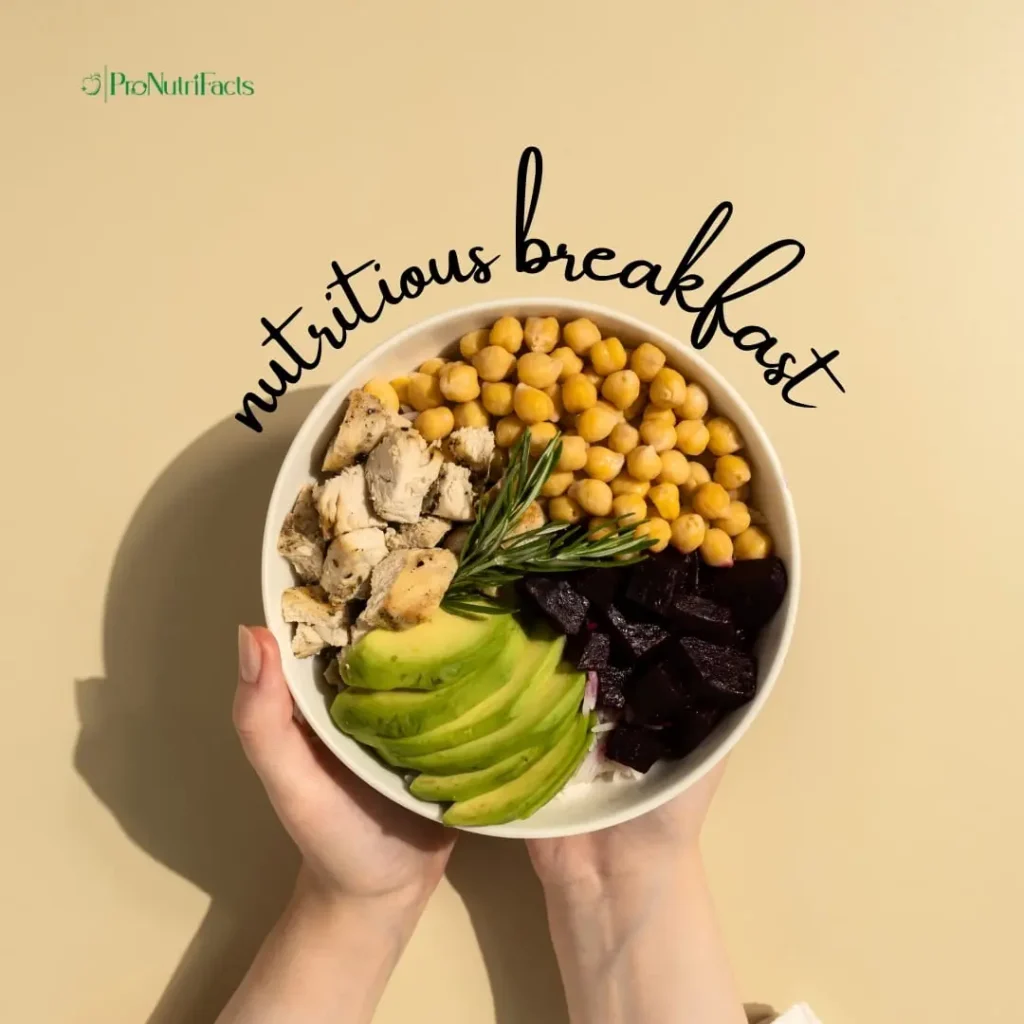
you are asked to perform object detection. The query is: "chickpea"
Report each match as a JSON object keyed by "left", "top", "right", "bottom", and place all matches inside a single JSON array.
[
  {"left": 715, "top": 501, "right": 751, "bottom": 538},
  {"left": 563, "top": 318, "right": 601, "bottom": 356},
  {"left": 459, "top": 329, "right": 490, "bottom": 360},
  {"left": 549, "top": 495, "right": 584, "bottom": 523},
  {"left": 648, "top": 482, "right": 681, "bottom": 521},
  {"left": 706, "top": 416, "right": 743, "bottom": 456},
  {"left": 657, "top": 449, "right": 691, "bottom": 485},
  {"left": 481, "top": 381, "right": 515, "bottom": 417},
  {"left": 601, "top": 369, "right": 641, "bottom": 410},
  {"left": 415, "top": 406, "right": 455, "bottom": 441},
  {"left": 701, "top": 527, "right": 734, "bottom": 567},
  {"left": 490, "top": 316, "right": 524, "bottom": 353},
  {"left": 681, "top": 460, "right": 711, "bottom": 497},
  {"left": 494, "top": 415, "right": 526, "bottom": 447},
  {"left": 418, "top": 357, "right": 447, "bottom": 376},
  {"left": 728, "top": 483, "right": 751, "bottom": 503},
  {"left": 569, "top": 478, "right": 614, "bottom": 517},
  {"left": 526, "top": 423, "right": 558, "bottom": 458},
  {"left": 626, "top": 445, "right": 662, "bottom": 481},
  {"left": 551, "top": 345, "right": 584, "bottom": 380},
  {"left": 612, "top": 493, "right": 647, "bottom": 526},
  {"left": 557, "top": 434, "right": 589, "bottom": 472},
  {"left": 517, "top": 352, "right": 561, "bottom": 389},
  {"left": 611, "top": 473, "right": 650, "bottom": 498},
  {"left": 589, "top": 337, "right": 628, "bottom": 376},
  {"left": 562, "top": 373, "right": 598, "bottom": 414},
  {"left": 624, "top": 386, "right": 648, "bottom": 421},
  {"left": 439, "top": 362, "right": 481, "bottom": 403},
  {"left": 389, "top": 375, "right": 411, "bottom": 407},
  {"left": 542, "top": 384, "right": 564, "bottom": 422},
  {"left": 407, "top": 372, "right": 444, "bottom": 411},
  {"left": 693, "top": 481, "right": 731, "bottom": 520},
  {"left": 585, "top": 446, "right": 625, "bottom": 483},
  {"left": 714, "top": 454, "right": 752, "bottom": 490},
  {"left": 473, "top": 345, "right": 517, "bottom": 382},
  {"left": 514, "top": 383, "right": 555, "bottom": 424},
  {"left": 576, "top": 403, "right": 619, "bottom": 443},
  {"left": 635, "top": 516, "right": 671, "bottom": 553},
  {"left": 678, "top": 383, "right": 709, "bottom": 421},
  {"left": 588, "top": 517, "right": 616, "bottom": 541},
  {"left": 649, "top": 367, "right": 687, "bottom": 408},
  {"left": 541, "top": 470, "right": 575, "bottom": 498},
  {"left": 734, "top": 526, "right": 773, "bottom": 560},
  {"left": 675, "top": 419, "right": 710, "bottom": 456},
  {"left": 642, "top": 406, "right": 676, "bottom": 428},
  {"left": 629, "top": 342, "right": 666, "bottom": 382},
  {"left": 608, "top": 422, "right": 639, "bottom": 455},
  {"left": 363, "top": 377, "right": 400, "bottom": 413},
  {"left": 523, "top": 316, "right": 560, "bottom": 353},
  {"left": 670, "top": 513, "right": 706, "bottom": 554},
  {"left": 639, "top": 419, "right": 676, "bottom": 452},
  {"left": 583, "top": 368, "right": 603, "bottom": 388},
  {"left": 453, "top": 400, "right": 490, "bottom": 429}
]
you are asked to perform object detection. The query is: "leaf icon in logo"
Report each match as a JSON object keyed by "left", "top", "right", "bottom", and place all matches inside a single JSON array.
[{"left": 81, "top": 73, "right": 101, "bottom": 97}]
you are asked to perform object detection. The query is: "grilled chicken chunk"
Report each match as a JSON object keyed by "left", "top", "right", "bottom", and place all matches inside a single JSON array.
[
  {"left": 320, "top": 527, "right": 390, "bottom": 602},
  {"left": 281, "top": 585, "right": 351, "bottom": 655},
  {"left": 276, "top": 484, "right": 326, "bottom": 583},
  {"left": 385, "top": 516, "right": 452, "bottom": 551},
  {"left": 430, "top": 462, "right": 475, "bottom": 521},
  {"left": 315, "top": 464, "right": 384, "bottom": 538},
  {"left": 364, "top": 427, "right": 443, "bottom": 523},
  {"left": 442, "top": 426, "right": 496, "bottom": 473},
  {"left": 356, "top": 548, "right": 457, "bottom": 631},
  {"left": 321, "top": 390, "right": 402, "bottom": 472}
]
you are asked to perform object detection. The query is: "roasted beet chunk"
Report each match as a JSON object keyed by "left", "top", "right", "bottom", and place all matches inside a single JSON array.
[
  {"left": 605, "top": 724, "right": 666, "bottom": 773},
  {"left": 596, "top": 664, "right": 632, "bottom": 711},
  {"left": 573, "top": 566, "right": 630, "bottom": 611},
  {"left": 520, "top": 577, "right": 590, "bottom": 635},
  {"left": 700, "top": 556, "right": 787, "bottom": 630},
  {"left": 666, "top": 594, "right": 738, "bottom": 646},
  {"left": 663, "top": 705, "right": 721, "bottom": 759},
  {"left": 677, "top": 636, "right": 757, "bottom": 708},
  {"left": 565, "top": 629, "right": 611, "bottom": 671},
  {"left": 630, "top": 662, "right": 690, "bottom": 725},
  {"left": 625, "top": 554, "right": 682, "bottom": 617},
  {"left": 604, "top": 605, "right": 669, "bottom": 660}
]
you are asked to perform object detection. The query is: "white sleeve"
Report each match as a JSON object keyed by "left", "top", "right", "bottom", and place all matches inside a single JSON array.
[{"left": 774, "top": 1005, "right": 823, "bottom": 1024}]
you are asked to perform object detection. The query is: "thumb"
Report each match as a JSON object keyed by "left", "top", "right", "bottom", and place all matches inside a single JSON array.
[{"left": 234, "top": 625, "right": 323, "bottom": 803}]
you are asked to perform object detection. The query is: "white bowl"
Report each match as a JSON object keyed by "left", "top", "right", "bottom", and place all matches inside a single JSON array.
[{"left": 261, "top": 298, "right": 800, "bottom": 838}]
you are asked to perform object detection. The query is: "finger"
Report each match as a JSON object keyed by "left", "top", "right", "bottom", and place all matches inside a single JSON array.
[{"left": 234, "top": 625, "right": 325, "bottom": 803}]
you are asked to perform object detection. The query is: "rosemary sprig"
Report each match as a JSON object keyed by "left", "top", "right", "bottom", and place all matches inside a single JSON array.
[{"left": 442, "top": 429, "right": 653, "bottom": 615}]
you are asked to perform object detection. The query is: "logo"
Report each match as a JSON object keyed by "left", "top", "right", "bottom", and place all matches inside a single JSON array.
[{"left": 80, "top": 69, "right": 254, "bottom": 100}]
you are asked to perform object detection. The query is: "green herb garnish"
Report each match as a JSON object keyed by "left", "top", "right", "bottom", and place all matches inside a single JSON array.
[{"left": 442, "top": 429, "right": 654, "bottom": 616}]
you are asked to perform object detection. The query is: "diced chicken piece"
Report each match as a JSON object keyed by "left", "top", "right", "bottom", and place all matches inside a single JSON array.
[
  {"left": 385, "top": 516, "right": 452, "bottom": 551},
  {"left": 320, "top": 527, "right": 389, "bottom": 602},
  {"left": 364, "top": 428, "right": 443, "bottom": 523},
  {"left": 357, "top": 548, "right": 458, "bottom": 631},
  {"left": 281, "top": 585, "right": 351, "bottom": 653},
  {"left": 443, "top": 525, "right": 472, "bottom": 556},
  {"left": 276, "top": 484, "right": 326, "bottom": 583},
  {"left": 291, "top": 623, "right": 327, "bottom": 658},
  {"left": 430, "top": 462, "right": 476, "bottom": 521},
  {"left": 321, "top": 390, "right": 402, "bottom": 472},
  {"left": 505, "top": 500, "right": 547, "bottom": 541},
  {"left": 315, "top": 465, "right": 384, "bottom": 538},
  {"left": 443, "top": 427, "right": 496, "bottom": 473}
]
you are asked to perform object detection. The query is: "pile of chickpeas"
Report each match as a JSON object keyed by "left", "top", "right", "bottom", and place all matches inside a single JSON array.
[{"left": 361, "top": 315, "right": 774, "bottom": 567}]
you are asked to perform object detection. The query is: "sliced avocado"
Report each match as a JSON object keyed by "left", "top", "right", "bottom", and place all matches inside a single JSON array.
[
  {"left": 392, "top": 666, "right": 585, "bottom": 775},
  {"left": 375, "top": 627, "right": 564, "bottom": 762},
  {"left": 339, "top": 610, "right": 514, "bottom": 691},
  {"left": 331, "top": 624, "right": 527, "bottom": 740},
  {"left": 513, "top": 713, "right": 596, "bottom": 821},
  {"left": 443, "top": 712, "right": 592, "bottom": 827}
]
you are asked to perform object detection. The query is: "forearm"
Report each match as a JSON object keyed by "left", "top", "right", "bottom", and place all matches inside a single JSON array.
[
  {"left": 217, "top": 869, "right": 426, "bottom": 1024},
  {"left": 542, "top": 848, "right": 746, "bottom": 1024}
]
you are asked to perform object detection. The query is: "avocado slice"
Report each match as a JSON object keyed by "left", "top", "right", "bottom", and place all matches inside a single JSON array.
[
  {"left": 442, "top": 712, "right": 593, "bottom": 827},
  {"left": 392, "top": 666, "right": 586, "bottom": 775},
  {"left": 375, "top": 628, "right": 565, "bottom": 762},
  {"left": 331, "top": 623, "right": 528, "bottom": 739},
  {"left": 339, "top": 610, "right": 514, "bottom": 691}
]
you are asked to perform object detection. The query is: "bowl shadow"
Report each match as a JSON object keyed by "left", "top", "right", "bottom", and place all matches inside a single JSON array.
[{"left": 73, "top": 387, "right": 567, "bottom": 1024}]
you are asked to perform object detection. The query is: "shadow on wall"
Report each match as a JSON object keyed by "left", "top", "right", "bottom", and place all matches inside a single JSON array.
[{"left": 73, "top": 388, "right": 567, "bottom": 1024}]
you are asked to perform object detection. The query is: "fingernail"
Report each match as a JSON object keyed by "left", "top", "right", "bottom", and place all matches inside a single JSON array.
[{"left": 238, "top": 625, "right": 262, "bottom": 685}]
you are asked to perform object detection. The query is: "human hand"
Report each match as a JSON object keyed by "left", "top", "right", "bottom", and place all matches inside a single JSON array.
[{"left": 234, "top": 625, "right": 455, "bottom": 910}]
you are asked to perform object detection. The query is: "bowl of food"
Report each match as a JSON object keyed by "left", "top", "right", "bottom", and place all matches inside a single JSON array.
[{"left": 261, "top": 298, "right": 799, "bottom": 838}]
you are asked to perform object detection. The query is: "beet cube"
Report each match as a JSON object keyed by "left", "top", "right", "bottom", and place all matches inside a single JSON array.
[
  {"left": 666, "top": 594, "right": 738, "bottom": 646},
  {"left": 604, "top": 605, "right": 670, "bottom": 660},
  {"left": 574, "top": 566, "right": 630, "bottom": 611},
  {"left": 663, "top": 705, "right": 721, "bottom": 759},
  {"left": 625, "top": 555, "right": 682, "bottom": 617},
  {"left": 520, "top": 577, "right": 589, "bottom": 635},
  {"left": 596, "top": 664, "right": 632, "bottom": 711},
  {"left": 605, "top": 724, "right": 666, "bottom": 773},
  {"left": 677, "top": 636, "right": 757, "bottom": 708},
  {"left": 630, "top": 662, "right": 690, "bottom": 725},
  {"left": 565, "top": 629, "right": 611, "bottom": 671},
  {"left": 700, "top": 556, "right": 787, "bottom": 630}
]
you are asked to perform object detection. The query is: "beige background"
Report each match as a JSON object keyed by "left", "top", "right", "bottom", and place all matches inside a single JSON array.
[{"left": 2, "top": 1, "right": 1022, "bottom": 1021}]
